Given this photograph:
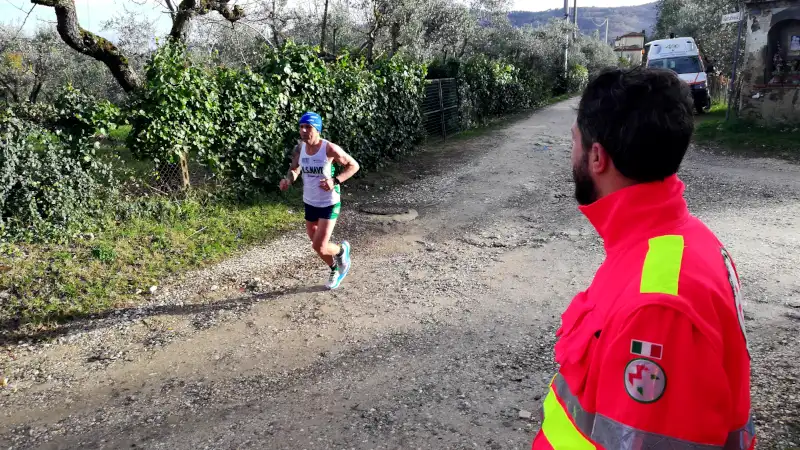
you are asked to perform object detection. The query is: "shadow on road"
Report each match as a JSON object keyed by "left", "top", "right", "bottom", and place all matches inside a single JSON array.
[{"left": 0, "top": 284, "right": 327, "bottom": 346}]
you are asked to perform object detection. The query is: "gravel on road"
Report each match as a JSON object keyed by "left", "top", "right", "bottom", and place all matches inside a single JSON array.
[{"left": 1, "top": 99, "right": 799, "bottom": 450}]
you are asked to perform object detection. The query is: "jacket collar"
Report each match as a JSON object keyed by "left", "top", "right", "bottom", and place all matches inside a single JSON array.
[{"left": 578, "top": 174, "right": 690, "bottom": 252}]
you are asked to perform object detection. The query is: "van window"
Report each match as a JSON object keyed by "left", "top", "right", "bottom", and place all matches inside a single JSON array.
[{"left": 647, "top": 56, "right": 702, "bottom": 74}]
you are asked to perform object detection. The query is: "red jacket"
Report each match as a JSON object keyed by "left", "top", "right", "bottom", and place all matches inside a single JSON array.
[{"left": 532, "top": 174, "right": 755, "bottom": 450}]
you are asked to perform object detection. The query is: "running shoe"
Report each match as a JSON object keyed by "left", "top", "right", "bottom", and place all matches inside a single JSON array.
[
  {"left": 325, "top": 268, "right": 342, "bottom": 290},
  {"left": 338, "top": 241, "right": 352, "bottom": 281}
]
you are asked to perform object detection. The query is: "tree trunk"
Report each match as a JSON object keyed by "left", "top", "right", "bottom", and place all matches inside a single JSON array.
[
  {"left": 28, "top": 80, "right": 44, "bottom": 103},
  {"left": 32, "top": 0, "right": 142, "bottom": 92},
  {"left": 320, "top": 0, "right": 330, "bottom": 53},
  {"left": 271, "top": 0, "right": 282, "bottom": 49},
  {"left": 389, "top": 21, "right": 401, "bottom": 57},
  {"left": 0, "top": 78, "right": 20, "bottom": 103},
  {"left": 170, "top": 5, "right": 197, "bottom": 41},
  {"left": 458, "top": 38, "right": 469, "bottom": 58}
]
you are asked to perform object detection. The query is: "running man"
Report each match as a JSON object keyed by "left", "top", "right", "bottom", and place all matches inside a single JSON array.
[{"left": 279, "top": 112, "right": 360, "bottom": 290}]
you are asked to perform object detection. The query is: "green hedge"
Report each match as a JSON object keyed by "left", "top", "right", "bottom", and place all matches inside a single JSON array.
[
  {"left": 0, "top": 108, "right": 117, "bottom": 242},
  {"left": 128, "top": 42, "right": 427, "bottom": 187},
  {"left": 459, "top": 55, "right": 552, "bottom": 126},
  {"left": 2, "top": 42, "right": 590, "bottom": 243},
  {"left": 427, "top": 56, "right": 586, "bottom": 129}
]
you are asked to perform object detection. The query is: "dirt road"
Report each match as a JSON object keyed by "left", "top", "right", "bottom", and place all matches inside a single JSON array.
[{"left": 2, "top": 98, "right": 799, "bottom": 450}]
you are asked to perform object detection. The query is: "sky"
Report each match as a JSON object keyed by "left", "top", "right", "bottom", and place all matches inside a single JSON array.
[
  {"left": 0, "top": 0, "right": 655, "bottom": 35},
  {"left": 513, "top": 0, "right": 653, "bottom": 11}
]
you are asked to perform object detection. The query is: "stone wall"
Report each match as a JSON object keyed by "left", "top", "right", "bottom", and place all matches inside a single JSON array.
[{"left": 740, "top": 0, "right": 800, "bottom": 124}]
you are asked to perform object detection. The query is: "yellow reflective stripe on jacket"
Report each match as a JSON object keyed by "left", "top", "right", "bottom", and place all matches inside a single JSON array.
[
  {"left": 541, "top": 377, "right": 595, "bottom": 450},
  {"left": 640, "top": 235, "right": 685, "bottom": 296}
]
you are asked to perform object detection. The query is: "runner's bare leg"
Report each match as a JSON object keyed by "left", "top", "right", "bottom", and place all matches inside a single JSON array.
[{"left": 311, "top": 218, "right": 341, "bottom": 267}]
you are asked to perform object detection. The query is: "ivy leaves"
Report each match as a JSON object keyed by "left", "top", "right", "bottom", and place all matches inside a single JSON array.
[
  {"left": 438, "top": 56, "right": 585, "bottom": 129},
  {"left": 128, "top": 41, "right": 427, "bottom": 187},
  {"left": 0, "top": 108, "right": 117, "bottom": 242}
]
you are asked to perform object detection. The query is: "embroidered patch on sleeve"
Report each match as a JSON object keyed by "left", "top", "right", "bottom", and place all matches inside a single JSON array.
[{"left": 624, "top": 359, "right": 666, "bottom": 403}]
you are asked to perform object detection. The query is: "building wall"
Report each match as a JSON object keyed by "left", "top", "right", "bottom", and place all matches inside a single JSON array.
[
  {"left": 614, "top": 34, "right": 645, "bottom": 65},
  {"left": 740, "top": 1, "right": 800, "bottom": 124},
  {"left": 617, "top": 49, "right": 644, "bottom": 65},
  {"left": 615, "top": 35, "right": 645, "bottom": 48}
]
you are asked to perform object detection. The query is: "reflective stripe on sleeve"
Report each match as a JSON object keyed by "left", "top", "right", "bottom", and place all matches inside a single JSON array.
[
  {"left": 541, "top": 383, "right": 595, "bottom": 450},
  {"left": 539, "top": 374, "right": 755, "bottom": 450},
  {"left": 551, "top": 373, "right": 595, "bottom": 435},
  {"left": 592, "top": 414, "right": 723, "bottom": 450},
  {"left": 640, "top": 235, "right": 685, "bottom": 296}
]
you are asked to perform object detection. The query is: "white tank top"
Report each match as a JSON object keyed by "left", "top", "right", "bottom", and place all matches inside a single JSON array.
[{"left": 300, "top": 140, "right": 340, "bottom": 207}]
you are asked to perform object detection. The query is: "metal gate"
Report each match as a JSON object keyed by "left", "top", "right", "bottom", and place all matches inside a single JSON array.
[{"left": 423, "top": 78, "right": 460, "bottom": 140}]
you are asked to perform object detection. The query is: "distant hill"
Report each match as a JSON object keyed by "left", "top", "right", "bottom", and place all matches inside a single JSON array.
[{"left": 508, "top": 2, "right": 658, "bottom": 44}]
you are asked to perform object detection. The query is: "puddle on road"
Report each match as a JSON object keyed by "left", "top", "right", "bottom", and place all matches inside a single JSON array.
[{"left": 359, "top": 205, "right": 419, "bottom": 224}]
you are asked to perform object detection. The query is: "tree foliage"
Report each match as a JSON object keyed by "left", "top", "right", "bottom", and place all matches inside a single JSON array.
[
  {"left": 0, "top": 0, "right": 621, "bottom": 243},
  {"left": 129, "top": 41, "right": 426, "bottom": 186}
]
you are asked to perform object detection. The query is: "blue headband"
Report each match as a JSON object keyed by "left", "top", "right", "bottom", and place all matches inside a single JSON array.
[{"left": 299, "top": 112, "right": 323, "bottom": 133}]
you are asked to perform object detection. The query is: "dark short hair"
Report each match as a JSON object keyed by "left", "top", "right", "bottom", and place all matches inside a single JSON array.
[{"left": 577, "top": 67, "right": 694, "bottom": 182}]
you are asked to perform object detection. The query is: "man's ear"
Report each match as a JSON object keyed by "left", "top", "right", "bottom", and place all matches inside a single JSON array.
[{"left": 588, "top": 142, "right": 612, "bottom": 175}]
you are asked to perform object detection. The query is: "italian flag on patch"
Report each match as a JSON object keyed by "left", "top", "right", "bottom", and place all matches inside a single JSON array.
[{"left": 631, "top": 340, "right": 663, "bottom": 360}]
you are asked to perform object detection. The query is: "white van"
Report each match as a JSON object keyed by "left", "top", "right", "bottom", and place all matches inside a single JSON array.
[{"left": 644, "top": 37, "right": 713, "bottom": 114}]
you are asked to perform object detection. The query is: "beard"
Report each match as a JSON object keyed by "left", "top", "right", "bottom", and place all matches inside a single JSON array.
[{"left": 572, "top": 152, "right": 598, "bottom": 206}]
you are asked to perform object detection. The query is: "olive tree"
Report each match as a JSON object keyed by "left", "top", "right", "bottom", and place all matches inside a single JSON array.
[{"left": 30, "top": 0, "right": 248, "bottom": 93}]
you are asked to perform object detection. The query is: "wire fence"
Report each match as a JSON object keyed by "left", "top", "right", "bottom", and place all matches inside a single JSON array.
[
  {"left": 119, "top": 155, "right": 221, "bottom": 198},
  {"left": 709, "top": 74, "right": 731, "bottom": 106},
  {"left": 423, "top": 78, "right": 460, "bottom": 140}
]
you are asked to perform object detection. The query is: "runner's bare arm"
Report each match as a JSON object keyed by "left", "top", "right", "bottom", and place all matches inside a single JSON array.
[
  {"left": 327, "top": 143, "right": 360, "bottom": 183},
  {"left": 286, "top": 144, "right": 302, "bottom": 183},
  {"left": 279, "top": 144, "right": 302, "bottom": 191}
]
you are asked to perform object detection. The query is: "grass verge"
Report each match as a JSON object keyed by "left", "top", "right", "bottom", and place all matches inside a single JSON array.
[
  {"left": 1, "top": 93, "right": 576, "bottom": 334},
  {"left": 0, "top": 190, "right": 303, "bottom": 333},
  {"left": 694, "top": 104, "right": 800, "bottom": 160}
]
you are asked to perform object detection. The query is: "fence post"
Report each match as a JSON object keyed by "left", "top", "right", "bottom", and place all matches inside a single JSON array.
[
  {"left": 438, "top": 80, "right": 446, "bottom": 141},
  {"left": 179, "top": 152, "right": 191, "bottom": 190}
]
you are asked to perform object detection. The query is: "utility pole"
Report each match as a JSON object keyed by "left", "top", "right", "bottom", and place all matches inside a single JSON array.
[
  {"left": 605, "top": 18, "right": 609, "bottom": 44},
  {"left": 726, "top": 2, "right": 745, "bottom": 122},
  {"left": 573, "top": 0, "right": 578, "bottom": 40},
  {"left": 564, "top": 0, "right": 570, "bottom": 78}
]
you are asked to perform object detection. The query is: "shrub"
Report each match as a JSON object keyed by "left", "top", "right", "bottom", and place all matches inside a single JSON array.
[
  {"left": 457, "top": 55, "right": 554, "bottom": 127},
  {"left": 129, "top": 41, "right": 427, "bottom": 188},
  {"left": 567, "top": 64, "right": 589, "bottom": 94},
  {"left": 127, "top": 42, "right": 222, "bottom": 166},
  {"left": 52, "top": 85, "right": 123, "bottom": 139},
  {"left": 0, "top": 109, "right": 117, "bottom": 242},
  {"left": 5, "top": 85, "right": 121, "bottom": 139}
]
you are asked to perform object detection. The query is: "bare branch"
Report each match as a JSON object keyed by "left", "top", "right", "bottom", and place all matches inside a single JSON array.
[
  {"left": 165, "top": 0, "right": 177, "bottom": 18},
  {"left": 30, "top": 0, "right": 141, "bottom": 92},
  {"left": 3, "top": 0, "right": 30, "bottom": 13},
  {"left": 0, "top": 5, "right": 36, "bottom": 54},
  {"left": 170, "top": 0, "right": 246, "bottom": 42}
]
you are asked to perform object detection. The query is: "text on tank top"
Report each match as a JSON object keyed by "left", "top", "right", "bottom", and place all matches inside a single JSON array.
[{"left": 300, "top": 140, "right": 340, "bottom": 207}]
